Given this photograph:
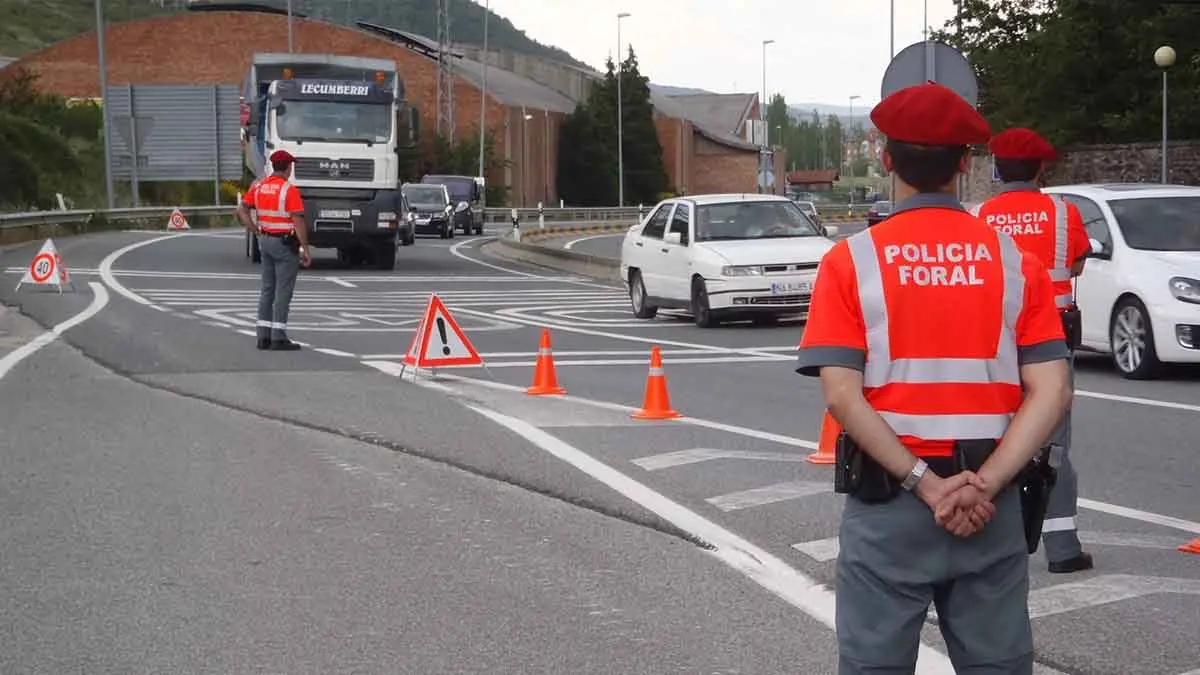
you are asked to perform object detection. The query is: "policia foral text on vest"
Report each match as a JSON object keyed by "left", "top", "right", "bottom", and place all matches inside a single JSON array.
[
  {"left": 237, "top": 149, "right": 314, "bottom": 352},
  {"left": 796, "top": 82, "right": 1073, "bottom": 674}
]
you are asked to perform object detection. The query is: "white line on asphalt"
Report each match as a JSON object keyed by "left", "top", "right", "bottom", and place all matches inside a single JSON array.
[
  {"left": 470, "top": 356, "right": 785, "bottom": 368},
  {"left": 448, "top": 237, "right": 618, "bottom": 290},
  {"left": 462, "top": 403, "right": 959, "bottom": 675},
  {"left": 791, "top": 538, "right": 841, "bottom": 563},
  {"left": 706, "top": 481, "right": 830, "bottom": 511},
  {"left": 414, "top": 370, "right": 1200, "bottom": 536},
  {"left": 313, "top": 347, "right": 357, "bottom": 358},
  {"left": 632, "top": 448, "right": 814, "bottom": 470},
  {"left": 357, "top": 347, "right": 800, "bottom": 360},
  {"left": 97, "top": 233, "right": 191, "bottom": 305},
  {"left": 0, "top": 282, "right": 110, "bottom": 381},
  {"left": 563, "top": 233, "right": 620, "bottom": 250},
  {"left": 325, "top": 277, "right": 357, "bottom": 288},
  {"left": 1075, "top": 389, "right": 1200, "bottom": 413}
]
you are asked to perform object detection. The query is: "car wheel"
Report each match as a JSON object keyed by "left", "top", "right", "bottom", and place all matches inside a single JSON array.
[
  {"left": 628, "top": 270, "right": 658, "bottom": 319},
  {"left": 691, "top": 277, "right": 717, "bottom": 328},
  {"left": 1110, "top": 297, "right": 1161, "bottom": 380}
]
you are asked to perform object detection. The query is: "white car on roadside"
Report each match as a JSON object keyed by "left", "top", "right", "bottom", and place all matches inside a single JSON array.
[
  {"left": 619, "top": 194, "right": 839, "bottom": 327},
  {"left": 1041, "top": 183, "right": 1200, "bottom": 379}
]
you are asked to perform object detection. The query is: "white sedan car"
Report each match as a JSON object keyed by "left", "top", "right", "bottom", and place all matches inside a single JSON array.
[
  {"left": 619, "top": 194, "right": 839, "bottom": 327},
  {"left": 1043, "top": 183, "right": 1200, "bottom": 379}
]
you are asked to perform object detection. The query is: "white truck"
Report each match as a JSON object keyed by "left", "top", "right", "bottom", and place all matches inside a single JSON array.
[{"left": 242, "top": 53, "right": 419, "bottom": 270}]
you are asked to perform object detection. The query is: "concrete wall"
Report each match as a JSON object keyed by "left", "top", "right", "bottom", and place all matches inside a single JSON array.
[
  {"left": 455, "top": 46, "right": 595, "bottom": 103},
  {"left": 964, "top": 140, "right": 1200, "bottom": 202}
]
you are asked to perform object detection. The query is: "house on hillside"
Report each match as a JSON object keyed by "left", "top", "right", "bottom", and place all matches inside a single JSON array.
[{"left": 786, "top": 169, "right": 839, "bottom": 196}]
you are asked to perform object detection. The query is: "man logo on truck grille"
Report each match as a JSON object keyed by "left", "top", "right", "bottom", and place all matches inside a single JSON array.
[{"left": 319, "top": 160, "right": 351, "bottom": 177}]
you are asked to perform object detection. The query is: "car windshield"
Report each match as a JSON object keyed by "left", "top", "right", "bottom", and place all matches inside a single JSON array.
[
  {"left": 873, "top": 201, "right": 891, "bottom": 212},
  {"left": 274, "top": 100, "right": 392, "bottom": 144},
  {"left": 694, "top": 201, "right": 820, "bottom": 241},
  {"left": 1108, "top": 196, "right": 1200, "bottom": 251},
  {"left": 426, "top": 178, "right": 473, "bottom": 202},
  {"left": 403, "top": 185, "right": 447, "bottom": 207}
]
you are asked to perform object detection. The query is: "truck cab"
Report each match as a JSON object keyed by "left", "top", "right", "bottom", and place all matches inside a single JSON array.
[
  {"left": 242, "top": 53, "right": 419, "bottom": 270},
  {"left": 420, "top": 174, "right": 486, "bottom": 235}
]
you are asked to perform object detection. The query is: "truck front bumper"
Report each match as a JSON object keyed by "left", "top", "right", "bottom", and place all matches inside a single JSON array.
[{"left": 304, "top": 191, "right": 404, "bottom": 248}]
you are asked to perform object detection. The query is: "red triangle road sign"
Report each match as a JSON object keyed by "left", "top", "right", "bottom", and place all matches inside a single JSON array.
[{"left": 404, "top": 294, "right": 483, "bottom": 368}]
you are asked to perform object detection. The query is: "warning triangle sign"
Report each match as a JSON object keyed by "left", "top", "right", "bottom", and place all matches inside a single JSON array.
[
  {"left": 15, "top": 238, "right": 73, "bottom": 293},
  {"left": 166, "top": 207, "right": 191, "bottom": 230},
  {"left": 405, "top": 294, "right": 483, "bottom": 368}
]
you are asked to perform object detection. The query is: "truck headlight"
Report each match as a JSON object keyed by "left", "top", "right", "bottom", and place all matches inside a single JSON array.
[
  {"left": 378, "top": 211, "right": 396, "bottom": 221},
  {"left": 1169, "top": 276, "right": 1200, "bottom": 304},
  {"left": 721, "top": 265, "right": 764, "bottom": 277}
]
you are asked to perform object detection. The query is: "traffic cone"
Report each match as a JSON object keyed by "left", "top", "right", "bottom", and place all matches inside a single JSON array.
[
  {"left": 1180, "top": 538, "right": 1200, "bottom": 554},
  {"left": 526, "top": 328, "right": 566, "bottom": 395},
  {"left": 806, "top": 410, "right": 839, "bottom": 465},
  {"left": 631, "top": 345, "right": 682, "bottom": 420}
]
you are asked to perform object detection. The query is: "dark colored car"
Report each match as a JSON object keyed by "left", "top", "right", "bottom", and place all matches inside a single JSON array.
[
  {"left": 866, "top": 200, "right": 892, "bottom": 226},
  {"left": 401, "top": 183, "right": 455, "bottom": 239},
  {"left": 421, "top": 174, "right": 485, "bottom": 235}
]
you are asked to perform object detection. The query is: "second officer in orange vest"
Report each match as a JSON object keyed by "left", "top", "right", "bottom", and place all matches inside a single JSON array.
[
  {"left": 796, "top": 83, "right": 1073, "bottom": 673},
  {"left": 975, "top": 128, "right": 1094, "bottom": 574}
]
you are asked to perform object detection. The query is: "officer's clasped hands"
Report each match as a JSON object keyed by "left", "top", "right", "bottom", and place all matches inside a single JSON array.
[{"left": 917, "top": 470, "right": 997, "bottom": 537}]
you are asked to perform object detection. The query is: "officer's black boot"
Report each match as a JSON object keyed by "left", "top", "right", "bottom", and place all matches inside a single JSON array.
[
  {"left": 256, "top": 338, "right": 271, "bottom": 350},
  {"left": 1048, "top": 551, "right": 1093, "bottom": 574},
  {"left": 270, "top": 339, "right": 301, "bottom": 351}
]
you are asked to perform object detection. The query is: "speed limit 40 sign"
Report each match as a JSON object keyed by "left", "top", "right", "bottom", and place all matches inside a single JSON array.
[{"left": 15, "top": 238, "right": 73, "bottom": 293}]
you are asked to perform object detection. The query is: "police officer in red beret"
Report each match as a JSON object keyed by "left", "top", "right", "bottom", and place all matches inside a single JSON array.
[
  {"left": 237, "top": 149, "right": 313, "bottom": 350},
  {"left": 796, "top": 82, "right": 1073, "bottom": 673},
  {"left": 974, "top": 128, "right": 1094, "bottom": 574}
]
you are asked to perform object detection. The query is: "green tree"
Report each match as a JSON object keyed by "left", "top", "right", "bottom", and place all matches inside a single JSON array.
[
  {"left": 616, "top": 47, "right": 668, "bottom": 203},
  {"left": 421, "top": 129, "right": 508, "bottom": 205}
]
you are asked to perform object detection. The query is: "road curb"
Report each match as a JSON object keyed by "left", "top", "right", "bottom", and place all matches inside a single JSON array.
[
  {"left": 517, "top": 222, "right": 632, "bottom": 243},
  {"left": 489, "top": 232, "right": 621, "bottom": 282},
  {"left": 0, "top": 214, "right": 240, "bottom": 248}
]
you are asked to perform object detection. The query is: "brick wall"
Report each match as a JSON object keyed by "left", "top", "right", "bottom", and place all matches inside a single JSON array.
[
  {"left": 964, "top": 140, "right": 1200, "bottom": 203},
  {"left": 692, "top": 136, "right": 758, "bottom": 194},
  {"left": 4, "top": 11, "right": 567, "bottom": 203}
]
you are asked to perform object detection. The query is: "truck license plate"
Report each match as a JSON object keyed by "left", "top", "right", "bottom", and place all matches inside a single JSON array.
[
  {"left": 319, "top": 209, "right": 351, "bottom": 219},
  {"left": 770, "top": 280, "right": 812, "bottom": 295}
]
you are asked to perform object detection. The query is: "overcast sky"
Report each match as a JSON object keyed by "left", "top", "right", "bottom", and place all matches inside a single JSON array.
[{"left": 480, "top": 0, "right": 959, "bottom": 109}]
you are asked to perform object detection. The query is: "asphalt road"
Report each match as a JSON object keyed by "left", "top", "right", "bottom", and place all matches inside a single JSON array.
[
  {"left": 537, "top": 220, "right": 870, "bottom": 259},
  {"left": 1, "top": 227, "right": 1198, "bottom": 674}
]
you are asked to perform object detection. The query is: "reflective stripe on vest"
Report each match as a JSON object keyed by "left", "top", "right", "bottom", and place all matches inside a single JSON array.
[
  {"left": 1045, "top": 195, "right": 1075, "bottom": 308},
  {"left": 254, "top": 178, "right": 296, "bottom": 233},
  {"left": 846, "top": 231, "right": 1025, "bottom": 442}
]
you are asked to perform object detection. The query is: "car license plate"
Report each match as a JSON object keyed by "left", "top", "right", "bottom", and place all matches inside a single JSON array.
[
  {"left": 319, "top": 209, "right": 351, "bottom": 219},
  {"left": 770, "top": 280, "right": 812, "bottom": 295}
]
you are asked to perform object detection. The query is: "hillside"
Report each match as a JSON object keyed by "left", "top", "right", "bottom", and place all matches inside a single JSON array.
[{"left": 0, "top": 0, "right": 591, "bottom": 70}]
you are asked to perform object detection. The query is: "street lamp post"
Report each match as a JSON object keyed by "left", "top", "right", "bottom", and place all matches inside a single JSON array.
[
  {"left": 478, "top": 0, "right": 489, "bottom": 177},
  {"left": 1155, "top": 45, "right": 1176, "bottom": 184},
  {"left": 616, "top": 12, "right": 630, "bottom": 207},
  {"left": 848, "top": 94, "right": 860, "bottom": 204},
  {"left": 95, "top": 0, "right": 115, "bottom": 209},
  {"left": 761, "top": 38, "right": 775, "bottom": 194}
]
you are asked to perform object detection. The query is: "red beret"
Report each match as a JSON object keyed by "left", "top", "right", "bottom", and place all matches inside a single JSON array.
[
  {"left": 870, "top": 82, "right": 991, "bottom": 146},
  {"left": 988, "top": 128, "right": 1056, "bottom": 161},
  {"left": 269, "top": 149, "right": 295, "bottom": 164}
]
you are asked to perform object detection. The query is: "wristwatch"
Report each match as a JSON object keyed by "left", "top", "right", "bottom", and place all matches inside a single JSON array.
[{"left": 901, "top": 459, "right": 928, "bottom": 491}]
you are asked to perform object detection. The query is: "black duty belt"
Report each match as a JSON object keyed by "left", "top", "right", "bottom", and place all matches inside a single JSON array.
[{"left": 259, "top": 230, "right": 295, "bottom": 238}]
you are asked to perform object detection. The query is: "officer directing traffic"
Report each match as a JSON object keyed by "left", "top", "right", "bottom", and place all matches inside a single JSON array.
[
  {"left": 974, "top": 128, "right": 1094, "bottom": 574},
  {"left": 796, "top": 82, "right": 1073, "bottom": 674},
  {"left": 236, "top": 149, "right": 313, "bottom": 351}
]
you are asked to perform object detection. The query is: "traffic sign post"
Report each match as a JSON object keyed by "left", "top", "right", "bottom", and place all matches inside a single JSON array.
[{"left": 879, "top": 40, "right": 980, "bottom": 202}]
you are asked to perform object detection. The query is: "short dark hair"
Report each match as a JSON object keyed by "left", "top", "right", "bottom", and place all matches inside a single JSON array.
[
  {"left": 271, "top": 159, "right": 293, "bottom": 172},
  {"left": 885, "top": 140, "right": 968, "bottom": 193},
  {"left": 993, "top": 158, "right": 1041, "bottom": 183}
]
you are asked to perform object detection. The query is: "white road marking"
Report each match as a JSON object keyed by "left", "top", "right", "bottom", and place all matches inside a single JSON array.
[
  {"left": 790, "top": 531, "right": 1194, "bottom": 564},
  {"left": 563, "top": 233, "right": 620, "bottom": 250},
  {"left": 469, "top": 356, "right": 785, "bottom": 368},
  {"left": 325, "top": 276, "right": 357, "bottom": 288},
  {"left": 313, "top": 347, "right": 357, "bottom": 358},
  {"left": 1022, "top": 574, "right": 1200, "bottom": 620},
  {"left": 461, "top": 403, "right": 960, "bottom": 674},
  {"left": 7, "top": 267, "right": 591, "bottom": 284},
  {"left": 416, "top": 371, "right": 1200, "bottom": 535},
  {"left": 97, "top": 233, "right": 192, "bottom": 305},
  {"left": 632, "top": 448, "right": 814, "bottom": 471},
  {"left": 449, "top": 237, "right": 621, "bottom": 291},
  {"left": 706, "top": 481, "right": 830, "bottom": 511},
  {"left": 1075, "top": 389, "right": 1200, "bottom": 413},
  {"left": 0, "top": 282, "right": 110, "bottom": 381}
]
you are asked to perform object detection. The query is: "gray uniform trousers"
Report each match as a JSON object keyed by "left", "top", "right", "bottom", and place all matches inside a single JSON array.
[
  {"left": 1042, "top": 350, "right": 1082, "bottom": 562},
  {"left": 836, "top": 485, "right": 1033, "bottom": 674},
  {"left": 256, "top": 234, "right": 300, "bottom": 342}
]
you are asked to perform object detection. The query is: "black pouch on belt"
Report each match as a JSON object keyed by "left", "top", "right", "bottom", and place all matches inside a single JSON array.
[
  {"left": 1061, "top": 308, "right": 1082, "bottom": 350},
  {"left": 836, "top": 432, "right": 901, "bottom": 504},
  {"left": 1018, "top": 446, "right": 1059, "bottom": 554},
  {"left": 952, "top": 439, "right": 998, "bottom": 473}
]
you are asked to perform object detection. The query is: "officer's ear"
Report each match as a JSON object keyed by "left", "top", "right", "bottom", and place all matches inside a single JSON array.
[
  {"left": 958, "top": 148, "right": 971, "bottom": 173},
  {"left": 882, "top": 149, "right": 893, "bottom": 173}
]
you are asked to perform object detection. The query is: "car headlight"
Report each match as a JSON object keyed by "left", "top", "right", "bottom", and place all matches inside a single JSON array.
[
  {"left": 378, "top": 211, "right": 396, "bottom": 221},
  {"left": 1169, "top": 276, "right": 1200, "bottom": 304},
  {"left": 721, "top": 265, "right": 764, "bottom": 277}
]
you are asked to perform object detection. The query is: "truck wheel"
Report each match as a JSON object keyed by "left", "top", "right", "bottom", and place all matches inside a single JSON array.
[
  {"left": 474, "top": 223, "right": 484, "bottom": 235},
  {"left": 401, "top": 229, "right": 415, "bottom": 246},
  {"left": 375, "top": 241, "right": 397, "bottom": 270},
  {"left": 249, "top": 232, "right": 261, "bottom": 264}
]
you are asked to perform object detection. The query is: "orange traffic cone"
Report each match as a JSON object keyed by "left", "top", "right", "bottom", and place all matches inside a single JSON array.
[
  {"left": 806, "top": 410, "right": 840, "bottom": 465},
  {"left": 1180, "top": 538, "right": 1200, "bottom": 554},
  {"left": 526, "top": 328, "right": 566, "bottom": 395},
  {"left": 631, "top": 345, "right": 682, "bottom": 420}
]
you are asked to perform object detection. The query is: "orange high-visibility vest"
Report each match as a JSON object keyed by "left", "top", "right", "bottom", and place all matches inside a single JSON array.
[
  {"left": 974, "top": 192, "right": 1074, "bottom": 309},
  {"left": 246, "top": 175, "right": 299, "bottom": 234},
  {"left": 846, "top": 220, "right": 1028, "bottom": 455}
]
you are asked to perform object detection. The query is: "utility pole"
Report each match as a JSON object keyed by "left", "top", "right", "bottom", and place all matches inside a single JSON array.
[
  {"left": 95, "top": 0, "right": 115, "bottom": 209},
  {"left": 477, "top": 0, "right": 489, "bottom": 177}
]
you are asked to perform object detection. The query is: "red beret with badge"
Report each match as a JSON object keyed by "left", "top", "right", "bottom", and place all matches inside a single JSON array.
[
  {"left": 870, "top": 81, "right": 991, "bottom": 146},
  {"left": 988, "top": 127, "right": 1057, "bottom": 161},
  {"left": 269, "top": 149, "right": 295, "bottom": 164}
]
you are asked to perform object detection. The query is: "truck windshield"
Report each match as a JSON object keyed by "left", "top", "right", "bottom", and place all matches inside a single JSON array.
[{"left": 275, "top": 100, "right": 391, "bottom": 144}]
